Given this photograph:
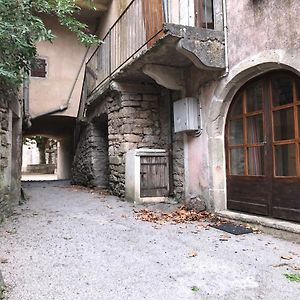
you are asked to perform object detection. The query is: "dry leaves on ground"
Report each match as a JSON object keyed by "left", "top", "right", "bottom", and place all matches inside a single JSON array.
[
  {"left": 134, "top": 207, "right": 211, "bottom": 224},
  {"left": 134, "top": 207, "right": 214, "bottom": 224}
]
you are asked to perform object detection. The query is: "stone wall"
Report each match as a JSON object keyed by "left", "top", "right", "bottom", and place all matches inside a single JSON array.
[
  {"left": 0, "top": 97, "right": 11, "bottom": 223},
  {"left": 72, "top": 120, "right": 109, "bottom": 187},
  {"left": 74, "top": 82, "right": 186, "bottom": 201},
  {"left": 0, "top": 83, "right": 22, "bottom": 223},
  {"left": 107, "top": 84, "right": 163, "bottom": 197},
  {"left": 172, "top": 131, "right": 184, "bottom": 201}
]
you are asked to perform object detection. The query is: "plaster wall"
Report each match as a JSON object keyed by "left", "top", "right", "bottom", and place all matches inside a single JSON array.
[
  {"left": 57, "top": 137, "right": 73, "bottom": 180},
  {"left": 226, "top": 0, "right": 300, "bottom": 67},
  {"left": 29, "top": 16, "right": 94, "bottom": 119},
  {"left": 185, "top": 0, "right": 300, "bottom": 211},
  {"left": 96, "top": 0, "right": 131, "bottom": 39},
  {"left": 22, "top": 144, "right": 40, "bottom": 172}
]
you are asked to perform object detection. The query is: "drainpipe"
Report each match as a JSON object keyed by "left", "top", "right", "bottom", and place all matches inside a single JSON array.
[
  {"left": 23, "top": 75, "right": 31, "bottom": 128},
  {"left": 219, "top": 0, "right": 229, "bottom": 78},
  {"left": 163, "top": 0, "right": 169, "bottom": 23}
]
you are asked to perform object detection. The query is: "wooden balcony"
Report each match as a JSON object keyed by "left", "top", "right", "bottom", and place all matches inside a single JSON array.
[{"left": 82, "top": 0, "right": 225, "bottom": 103}]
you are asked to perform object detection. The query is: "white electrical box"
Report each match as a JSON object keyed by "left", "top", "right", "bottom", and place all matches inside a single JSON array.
[{"left": 173, "top": 97, "right": 199, "bottom": 133}]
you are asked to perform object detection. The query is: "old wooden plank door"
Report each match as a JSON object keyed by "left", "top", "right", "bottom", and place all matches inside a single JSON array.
[{"left": 140, "top": 155, "right": 169, "bottom": 197}]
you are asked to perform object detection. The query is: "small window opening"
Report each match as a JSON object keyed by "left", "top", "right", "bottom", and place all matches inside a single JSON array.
[
  {"left": 31, "top": 58, "right": 47, "bottom": 78},
  {"left": 195, "top": 0, "right": 214, "bottom": 29}
]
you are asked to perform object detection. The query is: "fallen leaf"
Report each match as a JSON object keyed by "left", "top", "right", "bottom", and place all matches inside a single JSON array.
[
  {"left": 272, "top": 263, "right": 289, "bottom": 268},
  {"left": 292, "top": 265, "right": 300, "bottom": 271},
  {"left": 289, "top": 251, "right": 299, "bottom": 256},
  {"left": 188, "top": 250, "right": 198, "bottom": 257},
  {"left": 281, "top": 255, "right": 293, "bottom": 260},
  {"left": 0, "top": 257, "right": 8, "bottom": 264},
  {"left": 219, "top": 234, "right": 230, "bottom": 241}
]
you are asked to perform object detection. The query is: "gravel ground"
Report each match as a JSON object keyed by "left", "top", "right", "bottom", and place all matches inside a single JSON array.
[{"left": 0, "top": 181, "right": 299, "bottom": 300}]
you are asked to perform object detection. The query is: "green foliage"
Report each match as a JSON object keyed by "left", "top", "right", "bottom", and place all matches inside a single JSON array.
[
  {"left": 0, "top": 0, "right": 100, "bottom": 84},
  {"left": 191, "top": 286, "right": 200, "bottom": 292},
  {"left": 284, "top": 273, "right": 300, "bottom": 282}
]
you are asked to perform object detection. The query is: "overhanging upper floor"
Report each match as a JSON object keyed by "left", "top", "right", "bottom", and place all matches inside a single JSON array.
[{"left": 79, "top": 0, "right": 225, "bottom": 113}]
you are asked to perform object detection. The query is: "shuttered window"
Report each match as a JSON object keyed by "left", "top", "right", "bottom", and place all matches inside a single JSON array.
[{"left": 31, "top": 58, "right": 47, "bottom": 78}]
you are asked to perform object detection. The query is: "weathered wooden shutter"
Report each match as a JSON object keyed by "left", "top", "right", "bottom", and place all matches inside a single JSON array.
[
  {"left": 142, "top": 0, "right": 164, "bottom": 47},
  {"left": 140, "top": 154, "right": 169, "bottom": 197},
  {"left": 31, "top": 58, "right": 47, "bottom": 78}
]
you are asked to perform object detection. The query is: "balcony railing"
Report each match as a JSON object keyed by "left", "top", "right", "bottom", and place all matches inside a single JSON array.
[{"left": 83, "top": 0, "right": 214, "bottom": 97}]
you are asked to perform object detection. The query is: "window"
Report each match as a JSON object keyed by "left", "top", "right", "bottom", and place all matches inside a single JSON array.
[
  {"left": 195, "top": 0, "right": 214, "bottom": 29},
  {"left": 227, "top": 72, "right": 300, "bottom": 177},
  {"left": 31, "top": 58, "right": 47, "bottom": 78}
]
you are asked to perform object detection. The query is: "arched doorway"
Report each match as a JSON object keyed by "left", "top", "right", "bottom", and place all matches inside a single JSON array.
[{"left": 226, "top": 71, "right": 300, "bottom": 222}]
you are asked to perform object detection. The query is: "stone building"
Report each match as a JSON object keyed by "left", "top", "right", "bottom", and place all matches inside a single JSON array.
[
  {"left": 0, "top": 83, "right": 22, "bottom": 222},
  {"left": 72, "top": 0, "right": 300, "bottom": 224},
  {"left": 23, "top": 1, "right": 109, "bottom": 180}
]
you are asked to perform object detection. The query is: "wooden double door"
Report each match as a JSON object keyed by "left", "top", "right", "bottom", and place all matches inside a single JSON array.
[{"left": 226, "top": 71, "right": 300, "bottom": 222}]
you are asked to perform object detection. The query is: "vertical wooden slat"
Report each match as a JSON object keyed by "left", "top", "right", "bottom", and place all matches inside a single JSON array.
[
  {"left": 293, "top": 79, "right": 300, "bottom": 176},
  {"left": 84, "top": 0, "right": 170, "bottom": 92},
  {"left": 140, "top": 155, "right": 169, "bottom": 197},
  {"left": 243, "top": 91, "right": 248, "bottom": 176}
]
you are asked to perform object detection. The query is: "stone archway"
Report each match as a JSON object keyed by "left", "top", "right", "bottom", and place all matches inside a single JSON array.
[{"left": 206, "top": 49, "right": 300, "bottom": 212}]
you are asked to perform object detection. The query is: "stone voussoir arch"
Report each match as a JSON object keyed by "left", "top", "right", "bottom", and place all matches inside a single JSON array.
[{"left": 206, "top": 49, "right": 300, "bottom": 211}]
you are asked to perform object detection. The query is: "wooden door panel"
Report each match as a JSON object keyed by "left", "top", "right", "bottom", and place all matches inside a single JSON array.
[
  {"left": 227, "top": 177, "right": 269, "bottom": 215},
  {"left": 140, "top": 156, "right": 169, "bottom": 197},
  {"left": 272, "top": 178, "right": 300, "bottom": 222}
]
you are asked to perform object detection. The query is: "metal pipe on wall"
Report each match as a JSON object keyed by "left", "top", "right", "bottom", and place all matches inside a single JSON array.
[
  {"left": 23, "top": 75, "right": 31, "bottom": 128},
  {"left": 222, "top": 0, "right": 229, "bottom": 76}
]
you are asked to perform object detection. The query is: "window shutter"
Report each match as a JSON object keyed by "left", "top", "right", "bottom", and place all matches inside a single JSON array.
[{"left": 31, "top": 58, "right": 47, "bottom": 78}]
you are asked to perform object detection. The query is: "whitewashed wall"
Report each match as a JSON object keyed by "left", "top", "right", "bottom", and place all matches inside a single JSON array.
[{"left": 22, "top": 143, "right": 39, "bottom": 172}]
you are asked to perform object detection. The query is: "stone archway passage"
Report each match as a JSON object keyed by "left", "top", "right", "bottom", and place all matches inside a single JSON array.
[{"left": 226, "top": 71, "right": 300, "bottom": 222}]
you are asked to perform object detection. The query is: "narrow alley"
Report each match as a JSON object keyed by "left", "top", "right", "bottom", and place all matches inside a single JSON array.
[{"left": 0, "top": 182, "right": 299, "bottom": 300}]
